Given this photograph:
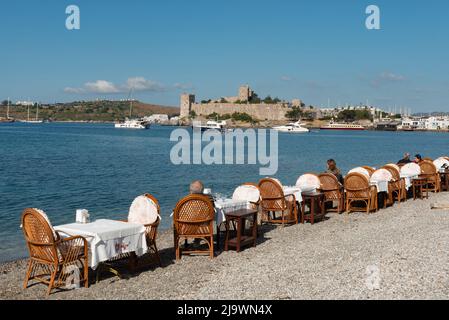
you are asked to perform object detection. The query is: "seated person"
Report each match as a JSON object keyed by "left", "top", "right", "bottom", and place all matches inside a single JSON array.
[
  {"left": 326, "top": 159, "right": 344, "bottom": 185},
  {"left": 190, "top": 180, "right": 214, "bottom": 204},
  {"left": 184, "top": 180, "right": 213, "bottom": 248},
  {"left": 397, "top": 153, "right": 412, "bottom": 165},
  {"left": 414, "top": 154, "right": 423, "bottom": 164}
]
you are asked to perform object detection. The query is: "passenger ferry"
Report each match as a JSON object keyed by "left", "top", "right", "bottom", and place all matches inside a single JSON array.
[{"left": 320, "top": 121, "right": 365, "bottom": 131}]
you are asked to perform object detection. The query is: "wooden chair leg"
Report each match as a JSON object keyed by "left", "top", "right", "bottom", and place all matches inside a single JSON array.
[
  {"left": 210, "top": 236, "right": 214, "bottom": 259},
  {"left": 153, "top": 244, "right": 162, "bottom": 267},
  {"left": 83, "top": 257, "right": 89, "bottom": 288},
  {"left": 23, "top": 260, "right": 33, "bottom": 289},
  {"left": 46, "top": 268, "right": 57, "bottom": 296},
  {"left": 175, "top": 237, "right": 181, "bottom": 261}
]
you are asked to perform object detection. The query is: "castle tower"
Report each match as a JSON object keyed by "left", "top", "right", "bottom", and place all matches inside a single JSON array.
[
  {"left": 180, "top": 93, "right": 195, "bottom": 118},
  {"left": 238, "top": 85, "right": 253, "bottom": 102}
]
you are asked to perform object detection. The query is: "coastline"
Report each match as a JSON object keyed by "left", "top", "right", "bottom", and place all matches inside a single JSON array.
[{"left": 2, "top": 191, "right": 449, "bottom": 300}]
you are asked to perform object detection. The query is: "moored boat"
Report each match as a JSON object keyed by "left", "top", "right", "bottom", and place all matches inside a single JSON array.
[
  {"left": 272, "top": 121, "right": 309, "bottom": 133},
  {"left": 192, "top": 120, "right": 227, "bottom": 133},
  {"left": 114, "top": 119, "right": 151, "bottom": 129},
  {"left": 320, "top": 121, "right": 365, "bottom": 131}
]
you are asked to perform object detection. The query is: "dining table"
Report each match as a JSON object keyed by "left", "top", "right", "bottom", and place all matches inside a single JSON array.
[{"left": 54, "top": 219, "right": 148, "bottom": 272}]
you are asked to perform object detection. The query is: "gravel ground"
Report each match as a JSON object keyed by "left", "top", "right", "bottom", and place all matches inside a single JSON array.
[{"left": 1, "top": 192, "right": 449, "bottom": 300}]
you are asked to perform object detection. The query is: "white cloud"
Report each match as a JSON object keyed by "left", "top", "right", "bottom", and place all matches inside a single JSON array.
[
  {"left": 85, "top": 80, "right": 120, "bottom": 94},
  {"left": 65, "top": 77, "right": 167, "bottom": 94},
  {"left": 125, "top": 77, "right": 165, "bottom": 92}
]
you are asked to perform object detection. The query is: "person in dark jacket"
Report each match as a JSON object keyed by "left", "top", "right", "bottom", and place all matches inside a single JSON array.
[{"left": 397, "top": 153, "right": 412, "bottom": 165}]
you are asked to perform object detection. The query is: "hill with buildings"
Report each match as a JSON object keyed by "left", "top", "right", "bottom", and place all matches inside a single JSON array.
[{"left": 0, "top": 100, "right": 179, "bottom": 122}]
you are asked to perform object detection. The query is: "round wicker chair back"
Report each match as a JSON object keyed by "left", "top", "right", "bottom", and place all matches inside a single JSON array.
[
  {"left": 173, "top": 194, "right": 215, "bottom": 236},
  {"left": 258, "top": 178, "right": 287, "bottom": 211},
  {"left": 21, "top": 208, "right": 59, "bottom": 263},
  {"left": 382, "top": 165, "right": 400, "bottom": 181},
  {"left": 344, "top": 172, "right": 371, "bottom": 198},
  {"left": 420, "top": 160, "right": 437, "bottom": 175}
]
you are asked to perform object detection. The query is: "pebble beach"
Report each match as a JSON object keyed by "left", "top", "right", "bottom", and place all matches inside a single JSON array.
[{"left": 1, "top": 191, "right": 449, "bottom": 300}]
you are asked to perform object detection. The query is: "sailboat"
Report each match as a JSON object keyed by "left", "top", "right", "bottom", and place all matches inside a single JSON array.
[
  {"left": 22, "top": 104, "right": 43, "bottom": 124},
  {"left": 0, "top": 98, "right": 14, "bottom": 123},
  {"left": 114, "top": 89, "right": 150, "bottom": 129}
]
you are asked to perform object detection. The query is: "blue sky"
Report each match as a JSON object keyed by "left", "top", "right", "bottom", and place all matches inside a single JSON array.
[{"left": 1, "top": 0, "right": 448, "bottom": 112}]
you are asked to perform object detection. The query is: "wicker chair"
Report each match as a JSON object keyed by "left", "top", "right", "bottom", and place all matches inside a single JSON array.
[
  {"left": 344, "top": 173, "right": 378, "bottom": 214},
  {"left": 173, "top": 194, "right": 215, "bottom": 260},
  {"left": 122, "top": 194, "right": 162, "bottom": 267},
  {"left": 419, "top": 160, "right": 441, "bottom": 193},
  {"left": 362, "top": 166, "right": 376, "bottom": 176},
  {"left": 382, "top": 165, "right": 406, "bottom": 203},
  {"left": 318, "top": 173, "right": 345, "bottom": 213},
  {"left": 258, "top": 178, "right": 298, "bottom": 225},
  {"left": 21, "top": 208, "right": 89, "bottom": 296}
]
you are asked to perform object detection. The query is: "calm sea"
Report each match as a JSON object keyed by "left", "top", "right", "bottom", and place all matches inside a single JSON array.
[{"left": 1, "top": 122, "right": 448, "bottom": 262}]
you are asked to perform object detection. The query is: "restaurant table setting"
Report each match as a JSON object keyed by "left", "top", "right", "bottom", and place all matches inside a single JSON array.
[
  {"left": 55, "top": 218, "right": 148, "bottom": 270},
  {"left": 400, "top": 163, "right": 422, "bottom": 190}
]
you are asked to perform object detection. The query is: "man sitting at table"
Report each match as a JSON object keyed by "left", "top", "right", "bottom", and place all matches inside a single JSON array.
[
  {"left": 397, "top": 153, "right": 412, "bottom": 165},
  {"left": 184, "top": 180, "right": 214, "bottom": 248},
  {"left": 326, "top": 159, "right": 344, "bottom": 185}
]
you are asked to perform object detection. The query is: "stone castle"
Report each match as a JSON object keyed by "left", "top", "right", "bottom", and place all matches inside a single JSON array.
[{"left": 180, "top": 85, "right": 302, "bottom": 121}]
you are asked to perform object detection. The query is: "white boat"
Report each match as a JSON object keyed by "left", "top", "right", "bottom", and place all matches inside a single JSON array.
[
  {"left": 21, "top": 104, "right": 43, "bottom": 123},
  {"left": 320, "top": 121, "right": 364, "bottom": 131},
  {"left": 272, "top": 121, "right": 309, "bottom": 133},
  {"left": 115, "top": 89, "right": 150, "bottom": 130},
  {"left": 114, "top": 119, "right": 151, "bottom": 129},
  {"left": 193, "top": 120, "right": 227, "bottom": 133}
]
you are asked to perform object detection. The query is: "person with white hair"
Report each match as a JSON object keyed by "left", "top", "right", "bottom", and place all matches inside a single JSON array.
[{"left": 397, "top": 153, "right": 412, "bottom": 165}]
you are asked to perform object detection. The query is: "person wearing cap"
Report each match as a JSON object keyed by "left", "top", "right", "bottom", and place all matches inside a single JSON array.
[
  {"left": 414, "top": 154, "right": 423, "bottom": 164},
  {"left": 397, "top": 153, "right": 412, "bottom": 165}
]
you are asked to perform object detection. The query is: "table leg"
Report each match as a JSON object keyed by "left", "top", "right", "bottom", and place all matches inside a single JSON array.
[
  {"left": 224, "top": 220, "right": 230, "bottom": 252},
  {"left": 236, "top": 217, "right": 242, "bottom": 253},
  {"left": 310, "top": 198, "right": 315, "bottom": 225},
  {"left": 301, "top": 201, "right": 306, "bottom": 224},
  {"left": 252, "top": 213, "right": 257, "bottom": 247},
  {"left": 320, "top": 195, "right": 325, "bottom": 217}
]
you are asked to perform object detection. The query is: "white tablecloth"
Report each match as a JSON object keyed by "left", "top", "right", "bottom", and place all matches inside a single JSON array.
[
  {"left": 55, "top": 219, "right": 147, "bottom": 270},
  {"left": 283, "top": 186, "right": 303, "bottom": 203},
  {"left": 370, "top": 180, "right": 389, "bottom": 193},
  {"left": 214, "top": 199, "right": 251, "bottom": 225},
  {"left": 400, "top": 173, "right": 419, "bottom": 190}
]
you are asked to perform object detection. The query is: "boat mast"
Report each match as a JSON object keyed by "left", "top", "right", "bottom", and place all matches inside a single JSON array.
[
  {"left": 128, "top": 88, "right": 134, "bottom": 119},
  {"left": 36, "top": 103, "right": 39, "bottom": 121},
  {"left": 27, "top": 105, "right": 30, "bottom": 121},
  {"left": 6, "top": 97, "right": 9, "bottom": 119}
]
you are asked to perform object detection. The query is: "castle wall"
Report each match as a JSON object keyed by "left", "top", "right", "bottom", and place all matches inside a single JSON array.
[{"left": 190, "top": 103, "right": 289, "bottom": 121}]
